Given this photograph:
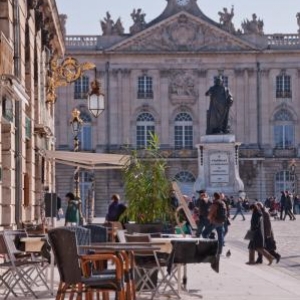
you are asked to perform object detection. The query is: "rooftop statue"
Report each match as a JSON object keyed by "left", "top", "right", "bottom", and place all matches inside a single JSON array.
[
  {"left": 218, "top": 6, "right": 235, "bottom": 33},
  {"left": 205, "top": 76, "right": 233, "bottom": 135},
  {"left": 130, "top": 9, "right": 146, "bottom": 34},
  {"left": 241, "top": 13, "right": 264, "bottom": 35},
  {"left": 59, "top": 14, "right": 67, "bottom": 38},
  {"left": 100, "top": 12, "right": 124, "bottom": 36},
  {"left": 297, "top": 12, "right": 300, "bottom": 34}
]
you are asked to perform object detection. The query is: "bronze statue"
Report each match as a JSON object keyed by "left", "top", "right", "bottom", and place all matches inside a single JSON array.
[{"left": 205, "top": 76, "right": 233, "bottom": 135}]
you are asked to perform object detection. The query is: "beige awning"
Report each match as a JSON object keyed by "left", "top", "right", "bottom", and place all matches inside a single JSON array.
[{"left": 44, "top": 150, "right": 129, "bottom": 170}]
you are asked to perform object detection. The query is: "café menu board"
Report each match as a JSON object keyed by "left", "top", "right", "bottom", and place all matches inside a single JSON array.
[{"left": 209, "top": 153, "right": 229, "bottom": 184}]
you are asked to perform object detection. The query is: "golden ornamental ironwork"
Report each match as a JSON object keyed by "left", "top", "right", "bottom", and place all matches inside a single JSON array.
[{"left": 46, "top": 56, "right": 95, "bottom": 104}]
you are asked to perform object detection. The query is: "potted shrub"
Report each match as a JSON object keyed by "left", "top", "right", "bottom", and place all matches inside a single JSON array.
[{"left": 122, "top": 134, "right": 174, "bottom": 233}]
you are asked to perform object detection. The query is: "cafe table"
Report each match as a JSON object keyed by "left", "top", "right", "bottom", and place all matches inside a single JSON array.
[
  {"left": 151, "top": 236, "right": 219, "bottom": 293},
  {"left": 79, "top": 244, "right": 162, "bottom": 300}
]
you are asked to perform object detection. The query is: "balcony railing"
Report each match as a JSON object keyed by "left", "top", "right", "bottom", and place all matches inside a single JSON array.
[
  {"left": 109, "top": 146, "right": 198, "bottom": 159},
  {"left": 0, "top": 32, "right": 13, "bottom": 75},
  {"left": 137, "top": 91, "right": 154, "bottom": 99},
  {"left": 276, "top": 90, "right": 292, "bottom": 98},
  {"left": 273, "top": 148, "right": 296, "bottom": 158}
]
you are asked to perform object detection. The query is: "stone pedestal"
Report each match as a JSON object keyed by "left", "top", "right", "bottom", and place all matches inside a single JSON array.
[{"left": 194, "top": 134, "right": 244, "bottom": 197}]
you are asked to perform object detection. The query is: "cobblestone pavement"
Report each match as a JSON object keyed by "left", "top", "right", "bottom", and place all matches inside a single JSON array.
[{"left": 227, "top": 211, "right": 300, "bottom": 280}]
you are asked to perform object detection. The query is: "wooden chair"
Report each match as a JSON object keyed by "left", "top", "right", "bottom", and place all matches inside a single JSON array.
[{"left": 48, "top": 227, "right": 126, "bottom": 300}]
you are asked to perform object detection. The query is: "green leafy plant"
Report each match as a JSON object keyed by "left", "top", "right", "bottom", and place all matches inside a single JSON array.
[{"left": 122, "top": 133, "right": 173, "bottom": 224}]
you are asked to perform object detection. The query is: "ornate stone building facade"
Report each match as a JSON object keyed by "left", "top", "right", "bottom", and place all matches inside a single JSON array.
[
  {"left": 56, "top": 0, "right": 300, "bottom": 216},
  {"left": 0, "top": 0, "right": 64, "bottom": 227}
]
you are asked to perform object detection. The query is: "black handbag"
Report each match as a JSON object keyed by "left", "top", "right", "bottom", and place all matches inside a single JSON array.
[{"left": 244, "top": 229, "right": 255, "bottom": 240}]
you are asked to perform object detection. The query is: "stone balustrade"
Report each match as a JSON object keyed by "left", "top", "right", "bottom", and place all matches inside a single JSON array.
[
  {"left": 266, "top": 34, "right": 300, "bottom": 47},
  {"left": 65, "top": 35, "right": 98, "bottom": 48},
  {"left": 64, "top": 33, "right": 300, "bottom": 50}
]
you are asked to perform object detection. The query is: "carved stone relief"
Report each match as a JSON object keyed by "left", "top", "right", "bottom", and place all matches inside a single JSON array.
[
  {"left": 119, "top": 14, "right": 249, "bottom": 52},
  {"left": 169, "top": 70, "right": 198, "bottom": 105}
]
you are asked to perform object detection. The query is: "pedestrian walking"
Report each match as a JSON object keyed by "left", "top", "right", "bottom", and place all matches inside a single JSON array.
[
  {"left": 64, "top": 192, "right": 79, "bottom": 226},
  {"left": 203, "top": 192, "right": 227, "bottom": 255},
  {"left": 195, "top": 190, "right": 211, "bottom": 238},
  {"left": 283, "top": 191, "right": 296, "bottom": 221},
  {"left": 280, "top": 191, "right": 286, "bottom": 220},
  {"left": 246, "top": 203, "right": 274, "bottom": 265},
  {"left": 256, "top": 202, "right": 281, "bottom": 264},
  {"left": 231, "top": 197, "right": 246, "bottom": 221}
]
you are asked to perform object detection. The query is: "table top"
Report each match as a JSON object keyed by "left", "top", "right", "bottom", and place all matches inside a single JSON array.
[{"left": 79, "top": 244, "right": 161, "bottom": 252}]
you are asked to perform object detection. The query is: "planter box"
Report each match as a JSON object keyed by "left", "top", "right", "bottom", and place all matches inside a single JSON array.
[{"left": 125, "top": 223, "right": 164, "bottom": 234}]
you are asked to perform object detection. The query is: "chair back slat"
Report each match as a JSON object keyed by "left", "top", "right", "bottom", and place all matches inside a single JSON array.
[
  {"left": 48, "top": 228, "right": 83, "bottom": 284},
  {"left": 0, "top": 233, "right": 8, "bottom": 255},
  {"left": 84, "top": 224, "right": 108, "bottom": 243},
  {"left": 3, "top": 230, "right": 27, "bottom": 261}
]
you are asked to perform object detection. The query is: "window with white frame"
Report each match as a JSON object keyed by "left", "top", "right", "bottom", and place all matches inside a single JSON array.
[
  {"left": 273, "top": 109, "right": 294, "bottom": 149},
  {"left": 174, "top": 112, "right": 193, "bottom": 149},
  {"left": 276, "top": 73, "right": 291, "bottom": 98},
  {"left": 74, "top": 76, "right": 89, "bottom": 99},
  {"left": 78, "top": 113, "right": 92, "bottom": 151},
  {"left": 174, "top": 171, "right": 196, "bottom": 196},
  {"left": 137, "top": 75, "right": 153, "bottom": 99},
  {"left": 136, "top": 112, "right": 155, "bottom": 148},
  {"left": 274, "top": 170, "right": 296, "bottom": 198}
]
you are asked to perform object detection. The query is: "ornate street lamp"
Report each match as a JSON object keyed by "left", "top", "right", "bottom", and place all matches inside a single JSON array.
[
  {"left": 70, "top": 108, "right": 84, "bottom": 224},
  {"left": 87, "top": 69, "right": 105, "bottom": 118}
]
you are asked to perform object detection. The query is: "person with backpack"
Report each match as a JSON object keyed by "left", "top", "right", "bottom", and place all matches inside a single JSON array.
[{"left": 202, "top": 192, "right": 227, "bottom": 255}]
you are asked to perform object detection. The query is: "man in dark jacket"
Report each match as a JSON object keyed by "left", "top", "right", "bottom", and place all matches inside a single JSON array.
[
  {"left": 280, "top": 191, "right": 286, "bottom": 220},
  {"left": 283, "top": 191, "right": 296, "bottom": 220},
  {"left": 195, "top": 190, "right": 211, "bottom": 238}
]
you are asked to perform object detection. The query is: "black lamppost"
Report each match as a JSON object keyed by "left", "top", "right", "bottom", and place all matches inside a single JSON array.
[
  {"left": 290, "top": 159, "right": 296, "bottom": 194},
  {"left": 70, "top": 108, "right": 84, "bottom": 224}
]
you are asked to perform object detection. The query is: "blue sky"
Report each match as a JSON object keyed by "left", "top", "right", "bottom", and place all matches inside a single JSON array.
[{"left": 56, "top": 0, "right": 299, "bottom": 35}]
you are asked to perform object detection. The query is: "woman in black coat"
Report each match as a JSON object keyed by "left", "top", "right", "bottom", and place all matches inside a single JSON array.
[
  {"left": 246, "top": 203, "right": 274, "bottom": 265},
  {"left": 256, "top": 202, "right": 281, "bottom": 264}
]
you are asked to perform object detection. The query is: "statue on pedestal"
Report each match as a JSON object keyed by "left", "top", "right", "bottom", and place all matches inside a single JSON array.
[{"left": 205, "top": 76, "right": 233, "bottom": 135}]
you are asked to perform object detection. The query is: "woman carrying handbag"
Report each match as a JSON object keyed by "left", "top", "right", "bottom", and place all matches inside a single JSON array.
[{"left": 246, "top": 203, "right": 274, "bottom": 265}]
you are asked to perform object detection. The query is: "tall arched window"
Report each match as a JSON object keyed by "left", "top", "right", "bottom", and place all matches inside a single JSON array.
[
  {"left": 79, "top": 112, "right": 92, "bottom": 151},
  {"left": 274, "top": 170, "right": 296, "bottom": 198},
  {"left": 136, "top": 112, "right": 155, "bottom": 147},
  {"left": 273, "top": 109, "right": 294, "bottom": 149},
  {"left": 174, "top": 112, "right": 193, "bottom": 149},
  {"left": 174, "top": 171, "right": 196, "bottom": 196}
]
